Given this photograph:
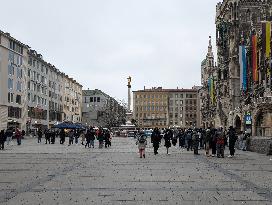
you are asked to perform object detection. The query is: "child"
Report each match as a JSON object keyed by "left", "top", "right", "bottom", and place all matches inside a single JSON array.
[{"left": 136, "top": 133, "right": 147, "bottom": 158}]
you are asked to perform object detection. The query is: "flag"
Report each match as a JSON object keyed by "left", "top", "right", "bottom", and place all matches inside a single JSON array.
[
  {"left": 252, "top": 34, "right": 258, "bottom": 82},
  {"left": 266, "top": 22, "right": 271, "bottom": 58},
  {"left": 239, "top": 45, "right": 247, "bottom": 91}
]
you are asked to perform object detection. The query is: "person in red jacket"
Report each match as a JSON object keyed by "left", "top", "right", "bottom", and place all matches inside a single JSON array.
[{"left": 15, "top": 128, "right": 22, "bottom": 145}]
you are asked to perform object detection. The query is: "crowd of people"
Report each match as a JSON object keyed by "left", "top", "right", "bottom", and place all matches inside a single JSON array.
[
  {"left": 0, "top": 127, "right": 112, "bottom": 150},
  {"left": 135, "top": 126, "right": 248, "bottom": 159},
  {"left": 0, "top": 128, "right": 25, "bottom": 150}
]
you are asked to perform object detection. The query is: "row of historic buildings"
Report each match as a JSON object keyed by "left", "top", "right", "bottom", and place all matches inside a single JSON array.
[
  {"left": 132, "top": 87, "right": 201, "bottom": 129},
  {"left": 200, "top": 0, "right": 272, "bottom": 137},
  {"left": 0, "top": 30, "right": 127, "bottom": 132},
  {"left": 0, "top": 31, "right": 83, "bottom": 132}
]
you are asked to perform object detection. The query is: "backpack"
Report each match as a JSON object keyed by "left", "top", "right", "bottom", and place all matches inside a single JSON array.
[{"left": 139, "top": 136, "right": 146, "bottom": 143}]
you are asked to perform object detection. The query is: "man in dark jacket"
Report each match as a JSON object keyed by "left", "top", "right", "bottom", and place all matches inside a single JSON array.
[
  {"left": 0, "top": 130, "right": 6, "bottom": 150},
  {"left": 228, "top": 126, "right": 237, "bottom": 158},
  {"left": 151, "top": 127, "right": 161, "bottom": 155},
  {"left": 37, "top": 129, "right": 43, "bottom": 143},
  {"left": 59, "top": 129, "right": 66, "bottom": 144}
]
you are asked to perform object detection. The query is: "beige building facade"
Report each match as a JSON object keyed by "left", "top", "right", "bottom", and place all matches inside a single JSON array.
[
  {"left": 0, "top": 31, "right": 28, "bottom": 131},
  {"left": 133, "top": 87, "right": 200, "bottom": 129}
]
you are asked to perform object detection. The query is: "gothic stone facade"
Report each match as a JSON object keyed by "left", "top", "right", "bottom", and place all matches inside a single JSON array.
[{"left": 213, "top": 0, "right": 272, "bottom": 136}]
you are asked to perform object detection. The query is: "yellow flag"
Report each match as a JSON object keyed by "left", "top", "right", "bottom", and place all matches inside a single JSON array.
[{"left": 266, "top": 22, "right": 271, "bottom": 58}]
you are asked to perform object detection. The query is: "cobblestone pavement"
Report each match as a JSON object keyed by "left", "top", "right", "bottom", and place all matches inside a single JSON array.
[{"left": 0, "top": 137, "right": 271, "bottom": 205}]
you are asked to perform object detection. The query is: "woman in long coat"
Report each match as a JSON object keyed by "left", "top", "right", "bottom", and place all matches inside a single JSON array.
[{"left": 164, "top": 129, "right": 173, "bottom": 155}]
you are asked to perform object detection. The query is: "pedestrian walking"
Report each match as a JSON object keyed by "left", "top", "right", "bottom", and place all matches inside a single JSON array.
[
  {"left": 228, "top": 126, "right": 237, "bottom": 158},
  {"left": 74, "top": 130, "right": 79, "bottom": 145},
  {"left": 15, "top": 128, "right": 22, "bottom": 145},
  {"left": 68, "top": 130, "right": 74, "bottom": 146},
  {"left": 211, "top": 129, "right": 217, "bottom": 157},
  {"left": 59, "top": 129, "right": 66, "bottom": 144},
  {"left": 216, "top": 129, "right": 225, "bottom": 158},
  {"left": 37, "top": 129, "right": 43, "bottom": 143},
  {"left": 0, "top": 130, "right": 6, "bottom": 150},
  {"left": 164, "top": 129, "right": 172, "bottom": 155},
  {"left": 136, "top": 131, "right": 147, "bottom": 158},
  {"left": 192, "top": 130, "right": 200, "bottom": 155},
  {"left": 241, "top": 131, "right": 250, "bottom": 151},
  {"left": 85, "top": 129, "right": 91, "bottom": 148},
  {"left": 178, "top": 129, "right": 185, "bottom": 148},
  {"left": 45, "top": 129, "right": 51, "bottom": 144},
  {"left": 81, "top": 130, "right": 86, "bottom": 145},
  {"left": 172, "top": 129, "right": 178, "bottom": 147},
  {"left": 5, "top": 128, "right": 13, "bottom": 145},
  {"left": 204, "top": 129, "right": 211, "bottom": 156},
  {"left": 97, "top": 128, "right": 104, "bottom": 149},
  {"left": 105, "top": 130, "right": 111, "bottom": 148},
  {"left": 185, "top": 129, "right": 193, "bottom": 151},
  {"left": 50, "top": 130, "right": 56, "bottom": 144},
  {"left": 151, "top": 127, "right": 161, "bottom": 155},
  {"left": 90, "top": 127, "right": 95, "bottom": 148}
]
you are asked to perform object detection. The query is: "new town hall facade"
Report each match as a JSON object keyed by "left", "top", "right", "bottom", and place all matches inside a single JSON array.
[{"left": 200, "top": 0, "right": 272, "bottom": 137}]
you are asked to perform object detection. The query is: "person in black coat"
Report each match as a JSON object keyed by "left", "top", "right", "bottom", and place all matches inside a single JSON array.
[
  {"left": 37, "top": 129, "right": 43, "bottom": 143},
  {"left": 85, "top": 129, "right": 91, "bottom": 148},
  {"left": 50, "top": 130, "right": 56, "bottom": 144},
  {"left": 211, "top": 128, "right": 217, "bottom": 157},
  {"left": 228, "top": 126, "right": 237, "bottom": 158},
  {"left": 105, "top": 130, "right": 111, "bottom": 148},
  {"left": 0, "top": 130, "right": 6, "bottom": 150},
  {"left": 151, "top": 128, "right": 161, "bottom": 155},
  {"left": 164, "top": 129, "right": 173, "bottom": 154},
  {"left": 59, "top": 129, "right": 66, "bottom": 144}
]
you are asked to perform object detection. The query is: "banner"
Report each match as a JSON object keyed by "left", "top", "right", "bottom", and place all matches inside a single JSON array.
[
  {"left": 252, "top": 34, "right": 258, "bottom": 82},
  {"left": 239, "top": 45, "right": 247, "bottom": 91},
  {"left": 266, "top": 22, "right": 271, "bottom": 58}
]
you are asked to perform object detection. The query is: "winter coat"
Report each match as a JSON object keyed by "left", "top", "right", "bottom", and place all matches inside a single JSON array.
[
  {"left": 151, "top": 130, "right": 161, "bottom": 146},
  {"left": 136, "top": 136, "right": 147, "bottom": 149},
  {"left": 0, "top": 130, "right": 5, "bottom": 143},
  {"left": 164, "top": 130, "right": 172, "bottom": 148}
]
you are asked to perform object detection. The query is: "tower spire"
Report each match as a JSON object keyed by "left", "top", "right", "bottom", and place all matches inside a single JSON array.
[{"left": 207, "top": 36, "right": 213, "bottom": 57}]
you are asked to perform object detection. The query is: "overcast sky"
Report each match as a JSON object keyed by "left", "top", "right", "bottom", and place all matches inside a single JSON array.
[{"left": 1, "top": 0, "right": 220, "bottom": 103}]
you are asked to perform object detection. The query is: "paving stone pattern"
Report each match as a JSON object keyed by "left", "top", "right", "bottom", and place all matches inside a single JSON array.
[{"left": 0, "top": 137, "right": 272, "bottom": 205}]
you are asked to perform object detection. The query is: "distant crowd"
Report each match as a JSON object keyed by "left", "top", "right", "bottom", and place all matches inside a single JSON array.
[
  {"left": 135, "top": 126, "right": 250, "bottom": 158},
  {"left": 0, "top": 127, "right": 112, "bottom": 150}
]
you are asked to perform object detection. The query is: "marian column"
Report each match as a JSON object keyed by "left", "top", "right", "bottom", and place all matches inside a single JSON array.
[{"left": 127, "top": 76, "right": 132, "bottom": 111}]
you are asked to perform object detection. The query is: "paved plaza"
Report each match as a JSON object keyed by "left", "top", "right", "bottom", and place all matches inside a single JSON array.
[{"left": 0, "top": 137, "right": 272, "bottom": 205}]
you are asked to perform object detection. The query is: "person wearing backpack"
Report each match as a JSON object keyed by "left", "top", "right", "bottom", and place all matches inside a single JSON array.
[{"left": 136, "top": 131, "right": 147, "bottom": 158}]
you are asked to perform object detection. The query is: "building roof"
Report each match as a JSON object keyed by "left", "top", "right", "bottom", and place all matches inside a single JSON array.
[
  {"left": 82, "top": 89, "right": 111, "bottom": 98},
  {"left": 0, "top": 30, "right": 29, "bottom": 48},
  {"left": 201, "top": 59, "right": 206, "bottom": 66},
  {"left": 1, "top": 30, "right": 82, "bottom": 87},
  {"left": 133, "top": 87, "right": 198, "bottom": 93}
]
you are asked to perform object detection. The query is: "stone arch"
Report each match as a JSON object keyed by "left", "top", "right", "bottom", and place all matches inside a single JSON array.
[
  {"left": 254, "top": 110, "right": 264, "bottom": 136},
  {"left": 246, "top": 9, "right": 251, "bottom": 22},
  {"left": 234, "top": 115, "right": 242, "bottom": 133}
]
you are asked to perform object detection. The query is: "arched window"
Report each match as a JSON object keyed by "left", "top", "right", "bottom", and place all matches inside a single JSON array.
[{"left": 246, "top": 9, "right": 251, "bottom": 22}]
